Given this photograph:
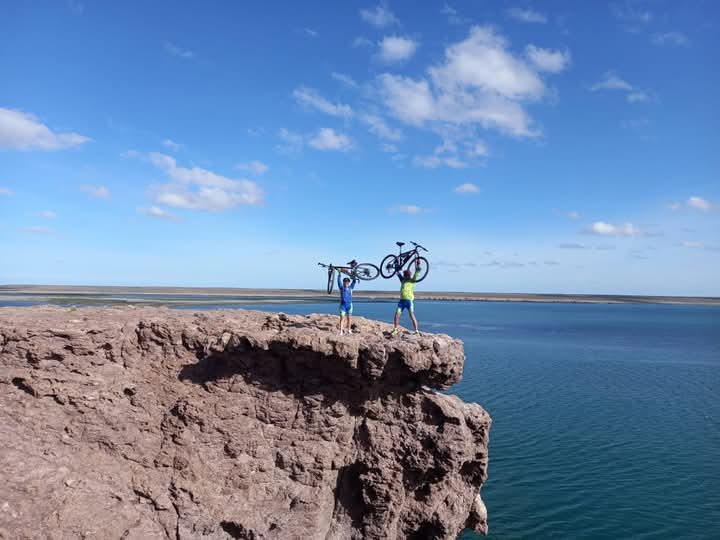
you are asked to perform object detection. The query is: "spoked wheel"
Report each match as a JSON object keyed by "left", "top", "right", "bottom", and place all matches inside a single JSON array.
[
  {"left": 326, "top": 266, "right": 336, "bottom": 294},
  {"left": 354, "top": 263, "right": 380, "bottom": 281},
  {"left": 380, "top": 254, "right": 399, "bottom": 278},
  {"left": 405, "top": 256, "right": 430, "bottom": 283}
]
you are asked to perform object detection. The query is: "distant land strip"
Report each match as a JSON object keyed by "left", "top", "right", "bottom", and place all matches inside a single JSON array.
[{"left": 1, "top": 285, "right": 718, "bottom": 306}]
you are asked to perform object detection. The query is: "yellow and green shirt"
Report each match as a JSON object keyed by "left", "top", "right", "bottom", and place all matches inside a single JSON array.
[{"left": 398, "top": 270, "right": 420, "bottom": 300}]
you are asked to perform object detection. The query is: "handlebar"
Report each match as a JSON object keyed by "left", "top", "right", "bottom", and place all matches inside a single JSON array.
[{"left": 410, "top": 241, "right": 428, "bottom": 252}]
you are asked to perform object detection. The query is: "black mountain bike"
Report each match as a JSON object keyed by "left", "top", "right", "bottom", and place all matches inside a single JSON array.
[
  {"left": 379, "top": 241, "right": 430, "bottom": 282},
  {"left": 318, "top": 260, "right": 380, "bottom": 294}
]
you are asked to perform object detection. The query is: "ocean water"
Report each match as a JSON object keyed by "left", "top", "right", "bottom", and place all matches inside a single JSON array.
[{"left": 3, "top": 298, "right": 719, "bottom": 539}]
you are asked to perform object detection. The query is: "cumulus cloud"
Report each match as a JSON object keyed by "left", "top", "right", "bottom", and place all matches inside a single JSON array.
[
  {"left": 591, "top": 71, "right": 650, "bottom": 104},
  {"left": 413, "top": 154, "right": 466, "bottom": 169},
  {"left": 161, "top": 139, "right": 181, "bottom": 151},
  {"left": 331, "top": 72, "right": 358, "bottom": 88},
  {"left": 137, "top": 206, "right": 177, "bottom": 220},
  {"left": 525, "top": 45, "right": 571, "bottom": 73},
  {"left": 652, "top": 32, "right": 688, "bottom": 46},
  {"left": 670, "top": 195, "right": 716, "bottom": 212},
  {"left": 565, "top": 211, "right": 581, "bottom": 219},
  {"left": 308, "top": 128, "right": 352, "bottom": 151},
  {"left": 353, "top": 36, "right": 374, "bottom": 48},
  {"left": 454, "top": 182, "right": 480, "bottom": 194},
  {"left": 360, "top": 4, "right": 398, "bottom": 27},
  {"left": 391, "top": 204, "right": 431, "bottom": 214},
  {"left": 39, "top": 210, "right": 57, "bottom": 219},
  {"left": 361, "top": 113, "right": 402, "bottom": 141},
  {"left": 276, "top": 128, "right": 305, "bottom": 156},
  {"left": 378, "top": 26, "right": 563, "bottom": 140},
  {"left": 293, "top": 87, "right": 354, "bottom": 118},
  {"left": 163, "top": 42, "right": 194, "bottom": 59},
  {"left": 235, "top": 161, "right": 270, "bottom": 175},
  {"left": 378, "top": 36, "right": 418, "bottom": 63},
  {"left": 584, "top": 221, "right": 640, "bottom": 237},
  {"left": 147, "top": 153, "right": 263, "bottom": 211},
  {"left": 0, "top": 108, "right": 90, "bottom": 150},
  {"left": 506, "top": 7, "right": 547, "bottom": 24},
  {"left": 80, "top": 185, "right": 110, "bottom": 198}
]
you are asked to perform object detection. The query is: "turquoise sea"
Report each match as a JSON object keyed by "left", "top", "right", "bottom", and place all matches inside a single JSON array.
[{"left": 3, "top": 298, "right": 719, "bottom": 539}]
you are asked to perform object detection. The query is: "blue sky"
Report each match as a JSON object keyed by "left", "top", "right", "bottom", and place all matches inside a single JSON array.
[{"left": 1, "top": 0, "right": 719, "bottom": 295}]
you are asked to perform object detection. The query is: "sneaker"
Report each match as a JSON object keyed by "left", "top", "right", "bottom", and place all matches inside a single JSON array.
[
  {"left": 414, "top": 330, "right": 421, "bottom": 335},
  {"left": 391, "top": 328, "right": 399, "bottom": 336},
  {"left": 348, "top": 328, "right": 353, "bottom": 334},
  {"left": 339, "top": 329, "right": 345, "bottom": 336}
]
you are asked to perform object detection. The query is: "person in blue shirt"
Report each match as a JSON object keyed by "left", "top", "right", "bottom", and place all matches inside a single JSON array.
[{"left": 337, "top": 272, "right": 357, "bottom": 335}]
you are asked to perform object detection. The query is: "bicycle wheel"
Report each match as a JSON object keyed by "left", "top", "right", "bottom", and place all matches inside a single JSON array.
[
  {"left": 326, "top": 266, "right": 336, "bottom": 294},
  {"left": 354, "top": 263, "right": 380, "bottom": 281},
  {"left": 380, "top": 254, "right": 398, "bottom": 278},
  {"left": 406, "top": 256, "right": 430, "bottom": 283}
]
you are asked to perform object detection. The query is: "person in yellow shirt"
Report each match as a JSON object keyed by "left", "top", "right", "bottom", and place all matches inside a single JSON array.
[{"left": 391, "top": 259, "right": 422, "bottom": 336}]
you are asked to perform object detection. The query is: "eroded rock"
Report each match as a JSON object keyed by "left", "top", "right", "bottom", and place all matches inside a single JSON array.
[{"left": 0, "top": 306, "right": 490, "bottom": 539}]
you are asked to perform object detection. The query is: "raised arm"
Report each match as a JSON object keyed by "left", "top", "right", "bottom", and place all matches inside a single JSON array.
[
  {"left": 351, "top": 277, "right": 358, "bottom": 289},
  {"left": 337, "top": 271, "right": 343, "bottom": 290}
]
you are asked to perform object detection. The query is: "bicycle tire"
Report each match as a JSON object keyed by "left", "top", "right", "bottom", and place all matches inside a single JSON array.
[
  {"left": 380, "top": 254, "right": 398, "bottom": 278},
  {"left": 354, "top": 263, "right": 380, "bottom": 281},
  {"left": 326, "top": 266, "right": 336, "bottom": 294},
  {"left": 405, "top": 256, "right": 430, "bottom": 283}
]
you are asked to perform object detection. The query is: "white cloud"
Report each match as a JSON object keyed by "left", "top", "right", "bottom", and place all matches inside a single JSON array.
[
  {"left": 565, "top": 211, "right": 581, "bottom": 219},
  {"left": 276, "top": 128, "right": 304, "bottom": 155},
  {"left": 626, "top": 91, "right": 649, "bottom": 103},
  {"left": 360, "top": 5, "right": 398, "bottom": 28},
  {"left": 525, "top": 45, "right": 571, "bottom": 73},
  {"left": 454, "top": 182, "right": 480, "bottom": 194},
  {"left": 235, "top": 160, "right": 270, "bottom": 175},
  {"left": 688, "top": 196, "right": 712, "bottom": 211},
  {"left": 585, "top": 221, "right": 640, "bottom": 237},
  {"left": 80, "top": 185, "right": 110, "bottom": 198},
  {"left": 391, "top": 204, "right": 431, "bottom": 214},
  {"left": 670, "top": 195, "right": 716, "bottom": 212},
  {"left": 0, "top": 187, "right": 13, "bottom": 196},
  {"left": 304, "top": 28, "right": 318, "bottom": 37},
  {"left": 163, "top": 42, "right": 194, "bottom": 59},
  {"left": 0, "top": 108, "right": 90, "bottom": 150},
  {"left": 381, "top": 143, "right": 399, "bottom": 153},
  {"left": 591, "top": 71, "right": 633, "bottom": 91},
  {"left": 559, "top": 243, "right": 587, "bottom": 249},
  {"left": 148, "top": 153, "right": 264, "bottom": 211},
  {"left": 137, "top": 206, "right": 177, "bottom": 220},
  {"left": 506, "top": 7, "right": 547, "bottom": 24},
  {"left": 20, "top": 226, "right": 54, "bottom": 235},
  {"left": 332, "top": 72, "right": 358, "bottom": 88},
  {"left": 293, "top": 87, "right": 354, "bottom": 118},
  {"left": 39, "top": 210, "right": 57, "bottom": 219},
  {"left": 679, "top": 240, "right": 703, "bottom": 249},
  {"left": 413, "top": 154, "right": 466, "bottom": 169},
  {"left": 378, "top": 26, "right": 559, "bottom": 141},
  {"left": 591, "top": 71, "right": 651, "bottom": 104},
  {"left": 308, "top": 128, "right": 352, "bottom": 151},
  {"left": 161, "top": 139, "right": 181, "bottom": 151},
  {"left": 378, "top": 36, "right": 418, "bottom": 63},
  {"left": 468, "top": 141, "right": 489, "bottom": 157},
  {"left": 361, "top": 113, "right": 402, "bottom": 140},
  {"left": 652, "top": 32, "right": 689, "bottom": 46},
  {"left": 353, "top": 36, "right": 374, "bottom": 48}
]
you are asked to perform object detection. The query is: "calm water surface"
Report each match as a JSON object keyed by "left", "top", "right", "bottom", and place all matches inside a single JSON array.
[{"left": 3, "top": 299, "right": 719, "bottom": 539}]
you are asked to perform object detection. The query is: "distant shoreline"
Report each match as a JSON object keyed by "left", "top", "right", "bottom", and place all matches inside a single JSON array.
[{"left": 1, "top": 285, "right": 719, "bottom": 306}]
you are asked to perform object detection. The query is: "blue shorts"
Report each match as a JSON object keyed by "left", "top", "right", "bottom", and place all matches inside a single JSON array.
[
  {"left": 339, "top": 303, "right": 353, "bottom": 315},
  {"left": 397, "top": 299, "right": 414, "bottom": 313}
]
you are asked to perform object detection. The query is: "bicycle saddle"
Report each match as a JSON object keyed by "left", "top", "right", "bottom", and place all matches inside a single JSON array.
[{"left": 396, "top": 241, "right": 405, "bottom": 247}]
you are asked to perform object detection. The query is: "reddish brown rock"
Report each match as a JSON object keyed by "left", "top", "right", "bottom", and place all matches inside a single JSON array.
[{"left": 0, "top": 306, "right": 490, "bottom": 539}]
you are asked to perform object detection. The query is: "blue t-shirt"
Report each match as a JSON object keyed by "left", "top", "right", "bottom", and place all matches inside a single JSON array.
[{"left": 338, "top": 273, "right": 357, "bottom": 306}]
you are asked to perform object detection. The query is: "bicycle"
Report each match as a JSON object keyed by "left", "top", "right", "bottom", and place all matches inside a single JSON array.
[
  {"left": 317, "top": 260, "right": 380, "bottom": 294},
  {"left": 379, "top": 241, "right": 430, "bottom": 282}
]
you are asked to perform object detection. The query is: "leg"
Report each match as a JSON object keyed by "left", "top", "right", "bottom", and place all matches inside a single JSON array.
[
  {"left": 408, "top": 301, "right": 419, "bottom": 333},
  {"left": 347, "top": 307, "right": 353, "bottom": 333}
]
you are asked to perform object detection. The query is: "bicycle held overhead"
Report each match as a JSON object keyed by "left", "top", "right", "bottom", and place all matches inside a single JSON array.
[
  {"left": 317, "top": 260, "right": 380, "bottom": 294},
  {"left": 380, "top": 241, "right": 430, "bottom": 283}
]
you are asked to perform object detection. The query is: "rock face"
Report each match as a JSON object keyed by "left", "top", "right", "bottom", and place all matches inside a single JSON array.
[{"left": 0, "top": 307, "right": 491, "bottom": 540}]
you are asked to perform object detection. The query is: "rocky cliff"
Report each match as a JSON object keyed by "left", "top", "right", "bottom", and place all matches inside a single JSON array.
[{"left": 0, "top": 306, "right": 491, "bottom": 540}]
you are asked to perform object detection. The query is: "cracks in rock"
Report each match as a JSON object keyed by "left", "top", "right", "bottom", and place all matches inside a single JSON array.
[{"left": 11, "top": 377, "right": 36, "bottom": 397}]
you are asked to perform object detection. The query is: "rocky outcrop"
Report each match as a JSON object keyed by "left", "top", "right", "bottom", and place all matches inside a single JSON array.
[{"left": 0, "top": 307, "right": 490, "bottom": 539}]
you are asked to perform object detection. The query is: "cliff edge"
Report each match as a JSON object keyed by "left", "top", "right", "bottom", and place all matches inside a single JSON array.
[{"left": 0, "top": 307, "right": 490, "bottom": 539}]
